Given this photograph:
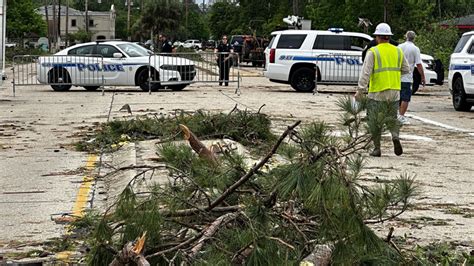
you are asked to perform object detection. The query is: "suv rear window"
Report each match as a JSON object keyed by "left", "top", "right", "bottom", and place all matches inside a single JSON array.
[
  {"left": 276, "top": 35, "right": 307, "bottom": 49},
  {"left": 454, "top": 35, "right": 471, "bottom": 53}
]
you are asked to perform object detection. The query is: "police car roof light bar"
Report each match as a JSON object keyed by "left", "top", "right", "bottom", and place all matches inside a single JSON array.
[{"left": 328, "top": 28, "right": 344, "bottom": 33}]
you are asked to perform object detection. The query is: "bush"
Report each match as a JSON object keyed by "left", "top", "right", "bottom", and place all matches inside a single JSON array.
[{"left": 6, "top": 46, "right": 48, "bottom": 63}]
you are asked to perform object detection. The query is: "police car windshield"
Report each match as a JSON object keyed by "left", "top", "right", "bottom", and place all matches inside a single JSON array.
[{"left": 117, "top": 43, "right": 151, "bottom": 57}]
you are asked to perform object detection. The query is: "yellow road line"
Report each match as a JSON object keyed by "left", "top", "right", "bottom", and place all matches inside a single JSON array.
[
  {"left": 71, "top": 154, "right": 97, "bottom": 217},
  {"left": 57, "top": 155, "right": 97, "bottom": 261}
]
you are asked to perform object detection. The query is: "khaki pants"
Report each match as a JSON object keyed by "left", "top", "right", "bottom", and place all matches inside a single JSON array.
[{"left": 366, "top": 99, "right": 400, "bottom": 149}]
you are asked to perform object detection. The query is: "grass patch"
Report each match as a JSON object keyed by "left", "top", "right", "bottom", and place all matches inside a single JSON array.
[
  {"left": 76, "top": 109, "right": 276, "bottom": 154},
  {"left": 409, "top": 242, "right": 474, "bottom": 265}
]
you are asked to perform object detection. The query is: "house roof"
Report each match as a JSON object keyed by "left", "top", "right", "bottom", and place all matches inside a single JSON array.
[
  {"left": 440, "top": 14, "right": 474, "bottom": 29},
  {"left": 36, "top": 5, "right": 112, "bottom": 17}
]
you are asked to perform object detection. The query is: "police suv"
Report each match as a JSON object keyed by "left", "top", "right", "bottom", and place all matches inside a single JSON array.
[
  {"left": 264, "top": 29, "right": 439, "bottom": 92},
  {"left": 37, "top": 41, "right": 196, "bottom": 91},
  {"left": 448, "top": 31, "right": 474, "bottom": 111}
]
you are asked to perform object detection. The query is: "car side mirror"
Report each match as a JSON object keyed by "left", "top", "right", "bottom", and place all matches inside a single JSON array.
[{"left": 113, "top": 53, "right": 123, "bottom": 58}]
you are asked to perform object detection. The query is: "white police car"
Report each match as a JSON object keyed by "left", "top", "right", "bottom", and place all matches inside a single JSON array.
[
  {"left": 264, "top": 29, "right": 440, "bottom": 92},
  {"left": 448, "top": 31, "right": 474, "bottom": 111},
  {"left": 37, "top": 41, "right": 196, "bottom": 91}
]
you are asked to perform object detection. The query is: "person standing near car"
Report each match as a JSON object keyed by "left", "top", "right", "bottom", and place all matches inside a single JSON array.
[
  {"left": 398, "top": 31, "right": 425, "bottom": 124},
  {"left": 214, "top": 35, "right": 234, "bottom": 86},
  {"left": 160, "top": 34, "right": 174, "bottom": 53},
  {"left": 355, "top": 23, "right": 410, "bottom": 157}
]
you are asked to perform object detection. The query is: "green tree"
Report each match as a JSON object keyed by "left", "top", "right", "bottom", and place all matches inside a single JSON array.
[
  {"left": 136, "top": 0, "right": 182, "bottom": 40},
  {"left": 208, "top": 2, "right": 240, "bottom": 38},
  {"left": 416, "top": 25, "right": 460, "bottom": 68},
  {"left": 6, "top": 0, "right": 47, "bottom": 39},
  {"left": 184, "top": 3, "right": 210, "bottom": 40}
]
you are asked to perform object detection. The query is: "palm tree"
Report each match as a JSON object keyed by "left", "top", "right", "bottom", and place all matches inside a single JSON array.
[{"left": 138, "top": 0, "right": 182, "bottom": 45}]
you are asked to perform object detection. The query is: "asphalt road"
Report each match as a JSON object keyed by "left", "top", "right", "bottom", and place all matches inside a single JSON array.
[{"left": 0, "top": 67, "right": 473, "bottom": 251}]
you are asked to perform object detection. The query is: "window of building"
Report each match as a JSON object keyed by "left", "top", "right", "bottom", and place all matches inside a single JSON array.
[
  {"left": 89, "top": 19, "right": 94, "bottom": 27},
  {"left": 276, "top": 35, "right": 307, "bottom": 49},
  {"left": 71, "top": 19, "right": 76, "bottom": 27}
]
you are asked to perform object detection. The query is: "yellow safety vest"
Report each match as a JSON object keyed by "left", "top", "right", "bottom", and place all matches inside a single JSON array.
[{"left": 369, "top": 43, "right": 403, "bottom": 93}]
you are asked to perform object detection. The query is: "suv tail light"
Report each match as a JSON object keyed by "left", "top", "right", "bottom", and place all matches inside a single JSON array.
[{"left": 269, "top": 48, "right": 275, "bottom": 64}]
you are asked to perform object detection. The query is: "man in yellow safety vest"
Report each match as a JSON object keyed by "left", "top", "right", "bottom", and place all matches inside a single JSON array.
[{"left": 355, "top": 23, "right": 410, "bottom": 157}]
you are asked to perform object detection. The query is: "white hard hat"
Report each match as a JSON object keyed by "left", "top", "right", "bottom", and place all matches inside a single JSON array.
[{"left": 373, "top": 23, "right": 393, "bottom": 36}]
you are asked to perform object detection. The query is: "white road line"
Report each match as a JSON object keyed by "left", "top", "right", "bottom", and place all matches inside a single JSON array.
[
  {"left": 332, "top": 131, "right": 433, "bottom": 141},
  {"left": 406, "top": 114, "right": 473, "bottom": 133},
  {"left": 382, "top": 133, "right": 433, "bottom": 141}
]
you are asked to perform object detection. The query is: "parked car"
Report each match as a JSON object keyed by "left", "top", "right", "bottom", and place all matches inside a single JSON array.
[
  {"left": 173, "top": 41, "right": 184, "bottom": 48},
  {"left": 448, "top": 31, "right": 474, "bottom": 111},
  {"left": 413, "top": 54, "right": 444, "bottom": 94},
  {"left": 264, "top": 29, "right": 442, "bottom": 92},
  {"left": 203, "top": 40, "right": 217, "bottom": 50},
  {"left": 182, "top": 40, "right": 202, "bottom": 50},
  {"left": 37, "top": 41, "right": 196, "bottom": 92}
]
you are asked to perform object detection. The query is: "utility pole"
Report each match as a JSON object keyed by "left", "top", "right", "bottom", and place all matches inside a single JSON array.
[
  {"left": 438, "top": 0, "right": 442, "bottom": 17},
  {"left": 127, "top": 0, "right": 131, "bottom": 41},
  {"left": 85, "top": 0, "right": 89, "bottom": 35},
  {"left": 185, "top": 0, "right": 188, "bottom": 39},
  {"left": 52, "top": 1, "right": 56, "bottom": 50},
  {"left": 293, "top": 0, "right": 299, "bottom": 16},
  {"left": 65, "top": 0, "right": 69, "bottom": 46},
  {"left": 58, "top": 0, "right": 61, "bottom": 48},
  {"left": 45, "top": 0, "right": 51, "bottom": 52},
  {"left": 383, "top": 0, "right": 388, "bottom": 22}
]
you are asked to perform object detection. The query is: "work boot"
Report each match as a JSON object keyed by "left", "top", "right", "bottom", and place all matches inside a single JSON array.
[
  {"left": 370, "top": 148, "right": 381, "bottom": 157},
  {"left": 392, "top": 138, "right": 403, "bottom": 156}
]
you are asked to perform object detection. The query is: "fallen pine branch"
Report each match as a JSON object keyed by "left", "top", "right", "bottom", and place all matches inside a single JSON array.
[
  {"left": 187, "top": 212, "right": 240, "bottom": 259},
  {"left": 205, "top": 121, "right": 301, "bottom": 211}
]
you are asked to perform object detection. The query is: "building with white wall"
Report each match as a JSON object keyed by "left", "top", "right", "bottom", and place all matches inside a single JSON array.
[{"left": 36, "top": 5, "right": 115, "bottom": 42}]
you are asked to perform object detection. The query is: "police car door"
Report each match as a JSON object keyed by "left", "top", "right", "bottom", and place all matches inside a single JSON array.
[
  {"left": 466, "top": 40, "right": 474, "bottom": 92},
  {"left": 345, "top": 35, "right": 368, "bottom": 83},
  {"left": 66, "top": 44, "right": 98, "bottom": 86},
  {"left": 313, "top": 34, "right": 345, "bottom": 82},
  {"left": 313, "top": 34, "right": 364, "bottom": 83},
  {"left": 96, "top": 44, "right": 127, "bottom": 85}
]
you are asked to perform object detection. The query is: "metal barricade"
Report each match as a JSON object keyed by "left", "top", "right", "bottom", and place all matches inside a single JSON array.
[
  {"left": 314, "top": 54, "right": 363, "bottom": 89},
  {"left": 12, "top": 55, "right": 105, "bottom": 96},
  {"left": 147, "top": 51, "right": 240, "bottom": 93}
]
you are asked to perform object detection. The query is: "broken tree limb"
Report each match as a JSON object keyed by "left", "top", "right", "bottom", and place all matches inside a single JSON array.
[
  {"left": 205, "top": 121, "right": 301, "bottom": 211},
  {"left": 301, "top": 244, "right": 334, "bottom": 266},
  {"left": 188, "top": 212, "right": 240, "bottom": 259},
  {"left": 179, "top": 124, "right": 217, "bottom": 162},
  {"left": 110, "top": 232, "right": 150, "bottom": 266},
  {"left": 162, "top": 205, "right": 242, "bottom": 217}
]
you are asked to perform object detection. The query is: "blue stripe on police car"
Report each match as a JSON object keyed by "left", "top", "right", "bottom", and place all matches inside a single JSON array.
[
  {"left": 41, "top": 63, "right": 125, "bottom": 72},
  {"left": 279, "top": 55, "right": 362, "bottom": 65}
]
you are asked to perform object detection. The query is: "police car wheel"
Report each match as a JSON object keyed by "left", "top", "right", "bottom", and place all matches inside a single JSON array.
[
  {"left": 137, "top": 69, "right": 161, "bottom": 92},
  {"left": 291, "top": 67, "right": 315, "bottom": 92},
  {"left": 452, "top": 77, "right": 472, "bottom": 112},
  {"left": 84, "top": 86, "right": 99, "bottom": 91},
  {"left": 49, "top": 68, "right": 72, "bottom": 91}
]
